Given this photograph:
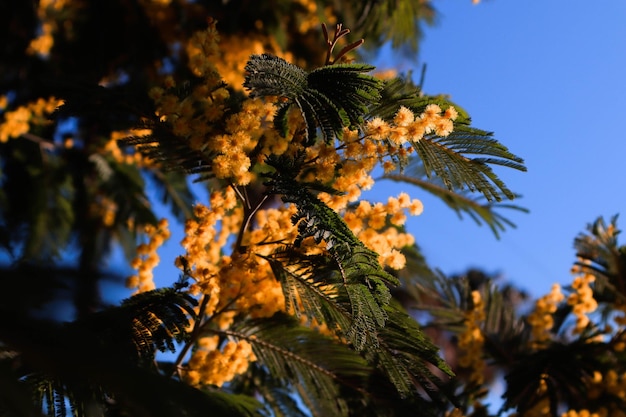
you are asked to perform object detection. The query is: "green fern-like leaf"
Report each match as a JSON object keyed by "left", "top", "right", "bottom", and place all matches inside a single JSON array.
[
  {"left": 121, "top": 124, "right": 215, "bottom": 178},
  {"left": 262, "top": 155, "right": 453, "bottom": 402},
  {"left": 118, "top": 287, "right": 198, "bottom": 359},
  {"left": 218, "top": 314, "right": 372, "bottom": 417},
  {"left": 573, "top": 215, "right": 626, "bottom": 302},
  {"left": 372, "top": 77, "right": 526, "bottom": 203},
  {"left": 244, "top": 54, "right": 383, "bottom": 143},
  {"left": 265, "top": 249, "right": 352, "bottom": 337},
  {"left": 264, "top": 154, "right": 397, "bottom": 349},
  {"left": 411, "top": 125, "right": 525, "bottom": 201},
  {"left": 383, "top": 169, "right": 527, "bottom": 238}
]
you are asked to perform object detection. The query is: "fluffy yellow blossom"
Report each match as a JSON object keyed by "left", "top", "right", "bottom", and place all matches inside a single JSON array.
[
  {"left": 567, "top": 268, "right": 598, "bottom": 335},
  {"left": 186, "top": 20, "right": 221, "bottom": 79},
  {"left": 27, "top": 0, "right": 74, "bottom": 57},
  {"left": 457, "top": 290, "right": 486, "bottom": 385},
  {"left": 126, "top": 219, "right": 171, "bottom": 293},
  {"left": 527, "top": 283, "right": 565, "bottom": 344},
  {"left": 364, "top": 117, "right": 391, "bottom": 140},
  {"left": 186, "top": 339, "right": 257, "bottom": 387},
  {"left": 574, "top": 370, "right": 626, "bottom": 417},
  {"left": 393, "top": 106, "right": 415, "bottom": 127},
  {"left": 106, "top": 129, "right": 155, "bottom": 167},
  {"left": 0, "top": 97, "right": 64, "bottom": 142}
]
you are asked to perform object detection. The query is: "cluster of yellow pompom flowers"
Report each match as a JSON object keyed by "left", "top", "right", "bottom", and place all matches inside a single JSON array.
[
  {"left": 0, "top": 96, "right": 64, "bottom": 143},
  {"left": 567, "top": 261, "right": 598, "bottom": 335},
  {"left": 106, "top": 129, "right": 156, "bottom": 168},
  {"left": 185, "top": 336, "right": 257, "bottom": 388},
  {"left": 457, "top": 290, "right": 486, "bottom": 385},
  {"left": 126, "top": 219, "right": 171, "bottom": 293},
  {"left": 527, "top": 283, "right": 565, "bottom": 344},
  {"left": 133, "top": 19, "right": 451, "bottom": 390}
]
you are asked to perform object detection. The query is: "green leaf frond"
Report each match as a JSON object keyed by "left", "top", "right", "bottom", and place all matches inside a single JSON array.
[
  {"left": 410, "top": 125, "right": 525, "bottom": 202},
  {"left": 264, "top": 248, "right": 352, "bottom": 337},
  {"left": 121, "top": 124, "right": 215, "bottom": 180},
  {"left": 479, "top": 282, "right": 529, "bottom": 364},
  {"left": 0, "top": 140, "right": 75, "bottom": 261},
  {"left": 244, "top": 54, "right": 383, "bottom": 143},
  {"left": 383, "top": 169, "right": 528, "bottom": 238},
  {"left": 66, "top": 287, "right": 197, "bottom": 368},
  {"left": 501, "top": 339, "right": 607, "bottom": 416},
  {"left": 264, "top": 154, "right": 397, "bottom": 350},
  {"left": 117, "top": 287, "right": 198, "bottom": 359},
  {"left": 218, "top": 314, "right": 372, "bottom": 417},
  {"left": 573, "top": 215, "right": 626, "bottom": 303},
  {"left": 373, "top": 77, "right": 526, "bottom": 203},
  {"left": 370, "top": 303, "right": 455, "bottom": 403},
  {"left": 262, "top": 155, "right": 454, "bottom": 402}
]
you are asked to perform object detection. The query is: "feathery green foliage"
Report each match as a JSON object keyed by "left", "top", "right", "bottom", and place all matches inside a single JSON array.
[
  {"left": 264, "top": 153, "right": 396, "bottom": 348},
  {"left": 261, "top": 153, "right": 457, "bottom": 407},
  {"left": 244, "top": 54, "right": 383, "bottom": 143},
  {"left": 372, "top": 76, "right": 526, "bottom": 202},
  {"left": 218, "top": 313, "right": 372, "bottom": 417},
  {"left": 0, "top": 286, "right": 263, "bottom": 417},
  {"left": 383, "top": 169, "right": 527, "bottom": 238}
]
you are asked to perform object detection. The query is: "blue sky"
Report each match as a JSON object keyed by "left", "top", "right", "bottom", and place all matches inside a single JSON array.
[
  {"left": 372, "top": 0, "right": 626, "bottom": 297},
  {"left": 140, "top": 1, "right": 626, "bottom": 304}
]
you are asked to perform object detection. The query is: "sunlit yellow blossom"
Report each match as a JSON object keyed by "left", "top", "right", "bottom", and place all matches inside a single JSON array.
[
  {"left": 528, "top": 283, "right": 565, "bottom": 344},
  {"left": 444, "top": 106, "right": 459, "bottom": 120},
  {"left": 126, "top": 219, "right": 171, "bottom": 293},
  {"left": 408, "top": 199, "right": 424, "bottom": 215},
  {"left": 567, "top": 270, "right": 598, "bottom": 335},
  {"left": 0, "top": 96, "right": 63, "bottom": 142},
  {"left": 393, "top": 106, "right": 415, "bottom": 127},
  {"left": 457, "top": 290, "right": 486, "bottom": 385},
  {"left": 364, "top": 117, "right": 391, "bottom": 140},
  {"left": 186, "top": 339, "right": 257, "bottom": 388}
]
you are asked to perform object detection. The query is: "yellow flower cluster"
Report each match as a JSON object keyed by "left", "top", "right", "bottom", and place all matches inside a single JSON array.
[
  {"left": 208, "top": 98, "right": 279, "bottom": 185},
  {"left": 185, "top": 19, "right": 222, "bottom": 80},
  {"left": 216, "top": 33, "right": 296, "bottom": 88},
  {"left": 576, "top": 370, "right": 626, "bottom": 417},
  {"left": 215, "top": 254, "right": 286, "bottom": 327},
  {"left": 246, "top": 206, "right": 299, "bottom": 251},
  {"left": 0, "top": 97, "right": 64, "bottom": 142},
  {"left": 179, "top": 189, "right": 287, "bottom": 322},
  {"left": 106, "top": 129, "right": 155, "bottom": 167},
  {"left": 179, "top": 190, "right": 289, "bottom": 386},
  {"left": 151, "top": 24, "right": 460, "bottom": 391},
  {"left": 568, "top": 262, "right": 598, "bottom": 335},
  {"left": 126, "top": 219, "right": 171, "bottom": 293},
  {"left": 185, "top": 336, "right": 257, "bottom": 388},
  {"left": 364, "top": 104, "right": 458, "bottom": 145},
  {"left": 294, "top": 0, "right": 321, "bottom": 33},
  {"left": 150, "top": 23, "right": 305, "bottom": 186},
  {"left": 562, "top": 410, "right": 604, "bottom": 417},
  {"left": 527, "top": 283, "right": 565, "bottom": 344},
  {"left": 342, "top": 194, "right": 423, "bottom": 270},
  {"left": 149, "top": 21, "right": 229, "bottom": 153},
  {"left": 458, "top": 290, "right": 486, "bottom": 385},
  {"left": 27, "top": 0, "right": 71, "bottom": 56},
  {"left": 89, "top": 196, "right": 118, "bottom": 228},
  {"left": 179, "top": 190, "right": 240, "bottom": 311}
]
